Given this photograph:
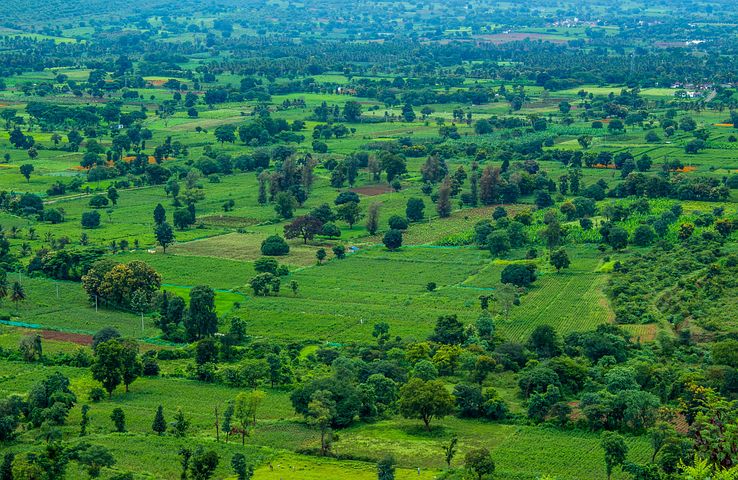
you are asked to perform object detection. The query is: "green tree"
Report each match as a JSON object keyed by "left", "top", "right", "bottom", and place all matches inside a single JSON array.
[
  {"left": 234, "top": 390, "right": 266, "bottom": 445},
  {"left": 189, "top": 448, "right": 219, "bottom": 480},
  {"left": 398, "top": 378, "right": 454, "bottom": 430},
  {"left": 172, "top": 408, "right": 190, "bottom": 437},
  {"left": 19, "top": 164, "right": 34, "bottom": 182},
  {"left": 110, "top": 407, "right": 125, "bottom": 432},
  {"left": 79, "top": 404, "right": 90, "bottom": 437},
  {"left": 91, "top": 340, "right": 124, "bottom": 397},
  {"left": 377, "top": 455, "right": 396, "bottom": 480},
  {"left": 601, "top": 431, "right": 628, "bottom": 480},
  {"left": 155, "top": 222, "right": 175, "bottom": 253},
  {"left": 549, "top": 248, "right": 570, "bottom": 272},
  {"left": 153, "top": 405, "right": 166, "bottom": 435},
  {"left": 383, "top": 229, "right": 403, "bottom": 250},
  {"left": 406, "top": 198, "right": 425, "bottom": 222},
  {"left": 443, "top": 435, "right": 458, "bottom": 467},
  {"left": 10, "top": 281, "right": 26, "bottom": 311},
  {"left": 231, "top": 453, "right": 253, "bottom": 480},
  {"left": 75, "top": 444, "right": 116, "bottom": 478},
  {"left": 154, "top": 203, "right": 166, "bottom": 225},
  {"left": 119, "top": 339, "right": 141, "bottom": 393},
  {"left": 274, "top": 191, "right": 297, "bottom": 219},
  {"left": 185, "top": 286, "right": 218, "bottom": 341},
  {"left": 337, "top": 201, "right": 361, "bottom": 229},
  {"left": 307, "top": 390, "right": 336, "bottom": 456},
  {"left": 465, "top": 447, "right": 496, "bottom": 480}
]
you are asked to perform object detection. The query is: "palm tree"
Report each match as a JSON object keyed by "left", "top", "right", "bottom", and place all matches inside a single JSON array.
[
  {"left": 11, "top": 281, "right": 26, "bottom": 311},
  {"left": 0, "top": 272, "right": 8, "bottom": 305}
]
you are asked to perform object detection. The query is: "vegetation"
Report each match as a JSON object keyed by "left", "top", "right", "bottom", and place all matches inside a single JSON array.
[{"left": 2, "top": 0, "right": 738, "bottom": 478}]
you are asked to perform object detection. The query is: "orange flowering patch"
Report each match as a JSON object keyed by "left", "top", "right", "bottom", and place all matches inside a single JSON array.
[
  {"left": 593, "top": 163, "right": 616, "bottom": 169},
  {"left": 675, "top": 166, "right": 697, "bottom": 172},
  {"left": 714, "top": 123, "right": 734, "bottom": 127},
  {"left": 123, "top": 155, "right": 157, "bottom": 164}
]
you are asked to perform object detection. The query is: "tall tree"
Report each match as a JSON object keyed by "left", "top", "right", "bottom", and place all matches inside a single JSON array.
[
  {"left": 365, "top": 202, "right": 380, "bottom": 235},
  {"left": 436, "top": 177, "right": 452, "bottom": 218},
  {"left": 91, "top": 339, "right": 124, "bottom": 397},
  {"left": 155, "top": 222, "right": 175, "bottom": 253},
  {"left": 601, "top": 431, "right": 628, "bottom": 480},
  {"left": 185, "top": 286, "right": 218, "bottom": 341},
  {"left": 152, "top": 405, "right": 167, "bottom": 435}
]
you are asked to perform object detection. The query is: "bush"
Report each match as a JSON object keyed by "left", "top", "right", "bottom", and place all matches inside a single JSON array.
[
  {"left": 81, "top": 211, "right": 101, "bottom": 229},
  {"left": 89, "top": 387, "right": 106, "bottom": 402},
  {"left": 383, "top": 229, "right": 403, "bottom": 250},
  {"left": 261, "top": 235, "right": 290, "bottom": 256},
  {"left": 89, "top": 195, "right": 109, "bottom": 208},
  {"left": 388, "top": 215, "right": 409, "bottom": 230},
  {"left": 501, "top": 263, "right": 536, "bottom": 287},
  {"left": 43, "top": 208, "right": 64, "bottom": 224},
  {"left": 335, "top": 191, "right": 360, "bottom": 205}
]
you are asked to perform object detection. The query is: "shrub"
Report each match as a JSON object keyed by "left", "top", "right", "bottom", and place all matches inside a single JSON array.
[
  {"left": 81, "top": 211, "right": 101, "bottom": 229},
  {"left": 261, "top": 235, "right": 290, "bottom": 256}
]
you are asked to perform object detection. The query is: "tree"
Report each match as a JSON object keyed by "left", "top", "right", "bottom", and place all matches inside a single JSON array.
[
  {"left": 234, "top": 390, "right": 266, "bottom": 445},
  {"left": 119, "top": 339, "right": 141, "bottom": 392},
  {"left": 274, "top": 191, "right": 297, "bottom": 219},
  {"left": 261, "top": 235, "right": 290, "bottom": 256},
  {"left": 321, "top": 223, "right": 341, "bottom": 238},
  {"left": 155, "top": 222, "right": 175, "bottom": 253},
  {"left": 19, "top": 164, "right": 34, "bottom": 182},
  {"left": 185, "top": 285, "right": 218, "bottom": 341},
  {"left": 110, "top": 407, "right": 126, "bottom": 432},
  {"left": 92, "top": 340, "right": 124, "bottom": 397},
  {"left": 377, "top": 455, "right": 396, "bottom": 480},
  {"left": 81, "top": 211, "right": 101, "bottom": 229},
  {"left": 406, "top": 198, "right": 425, "bottom": 222},
  {"left": 284, "top": 215, "right": 323, "bottom": 244},
  {"left": 436, "top": 177, "right": 452, "bottom": 218},
  {"left": 80, "top": 404, "right": 90, "bottom": 436},
  {"left": 190, "top": 449, "right": 219, "bottom": 480},
  {"left": 549, "top": 248, "right": 570, "bottom": 272},
  {"left": 487, "top": 230, "right": 511, "bottom": 256},
  {"left": 443, "top": 435, "right": 458, "bottom": 467},
  {"left": 231, "top": 453, "right": 253, "bottom": 480},
  {"left": 343, "top": 101, "right": 362, "bottom": 122},
  {"left": 154, "top": 204, "right": 166, "bottom": 225},
  {"left": 214, "top": 125, "right": 236, "bottom": 144},
  {"left": 316, "top": 248, "right": 327, "bottom": 264},
  {"left": 465, "top": 448, "right": 496, "bottom": 480},
  {"left": 337, "top": 201, "right": 361, "bottom": 229},
  {"left": 366, "top": 203, "right": 381, "bottom": 235},
  {"left": 602, "top": 431, "right": 628, "bottom": 480},
  {"left": 607, "top": 225, "right": 629, "bottom": 250},
  {"left": 172, "top": 408, "right": 190, "bottom": 437},
  {"left": 383, "top": 229, "right": 403, "bottom": 250},
  {"left": 526, "top": 325, "right": 562, "bottom": 359},
  {"left": 398, "top": 378, "right": 454, "bottom": 430},
  {"left": 501, "top": 264, "right": 536, "bottom": 288},
  {"left": 153, "top": 405, "right": 167, "bottom": 435},
  {"left": 10, "top": 282, "right": 26, "bottom": 311},
  {"left": 307, "top": 390, "right": 336, "bottom": 456},
  {"left": 75, "top": 444, "right": 116, "bottom": 478},
  {"left": 107, "top": 187, "right": 119, "bottom": 206}
]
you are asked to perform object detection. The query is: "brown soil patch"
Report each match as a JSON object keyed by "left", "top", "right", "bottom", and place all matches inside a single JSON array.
[
  {"left": 40, "top": 329, "right": 92, "bottom": 345},
  {"left": 351, "top": 184, "right": 393, "bottom": 196}
]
